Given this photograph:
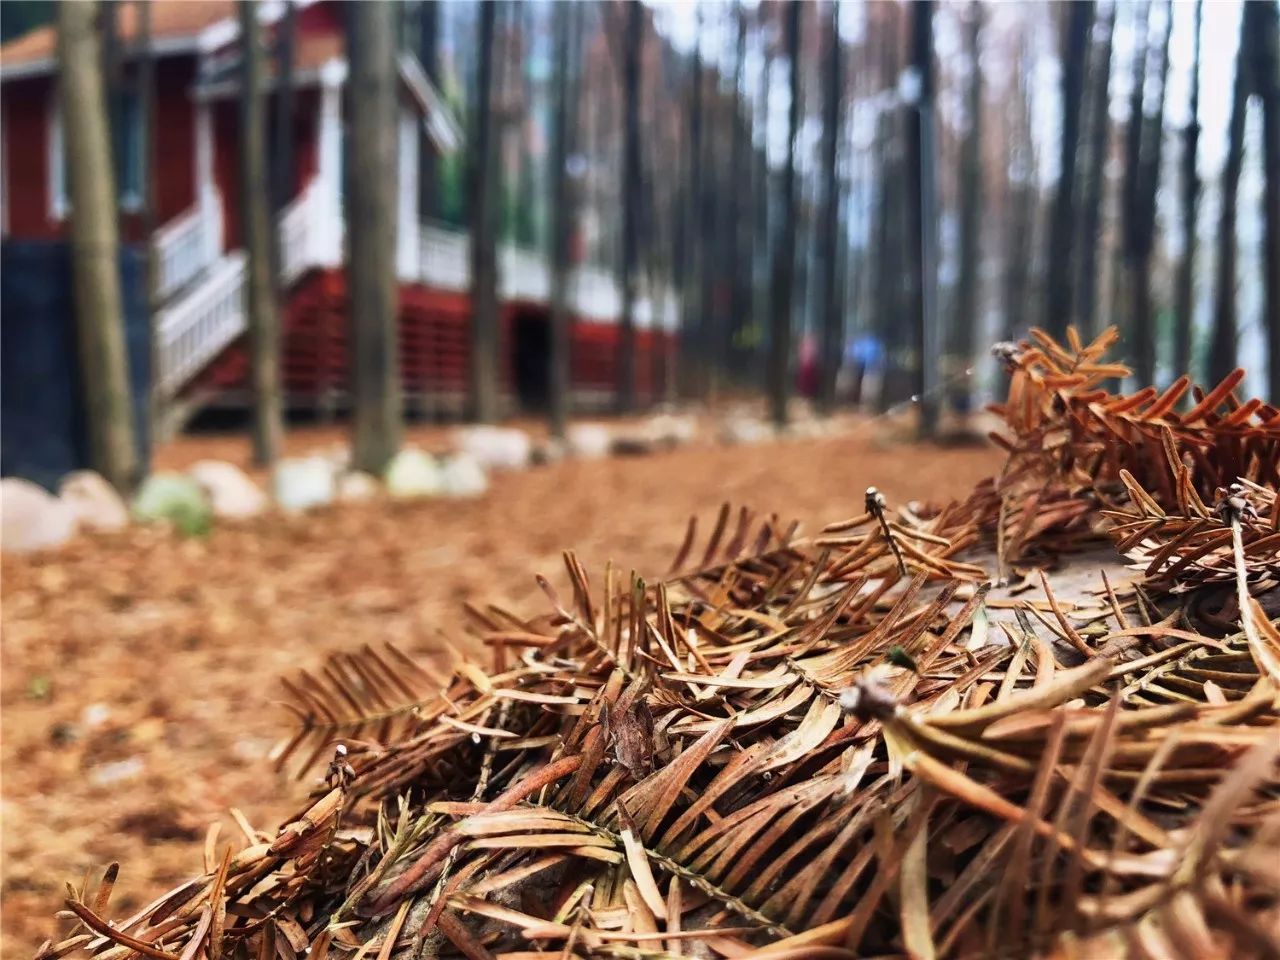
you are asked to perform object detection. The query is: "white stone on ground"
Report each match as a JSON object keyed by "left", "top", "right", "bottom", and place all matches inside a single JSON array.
[
  {"left": 58, "top": 470, "right": 129, "bottom": 531},
  {"left": 440, "top": 452, "right": 488, "bottom": 497},
  {"left": 1, "top": 477, "right": 78, "bottom": 553},
  {"left": 272, "top": 456, "right": 336, "bottom": 512},
  {"left": 188, "top": 460, "right": 268, "bottom": 519},
  {"left": 718, "top": 416, "right": 771, "bottom": 445},
  {"left": 132, "top": 472, "right": 213, "bottom": 535},
  {"left": 567, "top": 423, "right": 612, "bottom": 459},
  {"left": 453, "top": 426, "right": 532, "bottom": 470},
  {"left": 336, "top": 471, "right": 381, "bottom": 502},
  {"left": 646, "top": 412, "right": 697, "bottom": 447},
  {"left": 384, "top": 448, "right": 444, "bottom": 499}
]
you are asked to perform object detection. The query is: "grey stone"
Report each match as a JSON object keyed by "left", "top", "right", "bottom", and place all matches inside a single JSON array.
[
  {"left": 59, "top": 470, "right": 129, "bottom": 531},
  {"left": 1, "top": 477, "right": 78, "bottom": 553},
  {"left": 188, "top": 460, "right": 268, "bottom": 519}
]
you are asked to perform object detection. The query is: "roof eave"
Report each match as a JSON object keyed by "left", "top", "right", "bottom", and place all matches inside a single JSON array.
[{"left": 1, "top": 33, "right": 205, "bottom": 83}]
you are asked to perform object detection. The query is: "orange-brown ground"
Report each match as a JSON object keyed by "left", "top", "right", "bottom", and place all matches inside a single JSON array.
[{"left": 1, "top": 424, "right": 997, "bottom": 955}]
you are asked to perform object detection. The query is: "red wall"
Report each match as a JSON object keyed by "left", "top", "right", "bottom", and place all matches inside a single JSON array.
[
  {"left": 3, "top": 75, "right": 58, "bottom": 240},
  {"left": 152, "top": 57, "right": 198, "bottom": 226},
  {"left": 2, "top": 57, "right": 197, "bottom": 242},
  {"left": 194, "top": 272, "right": 673, "bottom": 406},
  {"left": 213, "top": 87, "right": 320, "bottom": 249}
]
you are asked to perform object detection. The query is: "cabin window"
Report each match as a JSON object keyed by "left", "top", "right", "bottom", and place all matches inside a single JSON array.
[
  {"left": 48, "top": 86, "right": 145, "bottom": 218},
  {"left": 117, "top": 88, "right": 143, "bottom": 211},
  {"left": 49, "top": 91, "right": 67, "bottom": 219}
]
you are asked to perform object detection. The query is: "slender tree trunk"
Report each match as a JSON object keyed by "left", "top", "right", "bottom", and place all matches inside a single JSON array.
[
  {"left": 1044, "top": 1, "right": 1094, "bottom": 340},
  {"left": 698, "top": 14, "right": 718, "bottom": 398},
  {"left": 727, "top": 4, "right": 748, "bottom": 386},
  {"left": 418, "top": 0, "right": 439, "bottom": 221},
  {"left": 348, "top": 0, "right": 402, "bottom": 471},
  {"left": 274, "top": 1, "right": 296, "bottom": 215},
  {"left": 948, "top": 1, "right": 983, "bottom": 414},
  {"left": 816, "top": 0, "right": 842, "bottom": 415},
  {"left": 239, "top": 1, "right": 284, "bottom": 467},
  {"left": 1074, "top": 1, "right": 1115, "bottom": 340},
  {"left": 681, "top": 22, "right": 704, "bottom": 398},
  {"left": 873, "top": 7, "right": 905, "bottom": 410},
  {"left": 1003, "top": 37, "right": 1030, "bottom": 343},
  {"left": 548, "top": 1, "right": 579, "bottom": 440},
  {"left": 1130, "top": 2, "right": 1172, "bottom": 389},
  {"left": 768, "top": 0, "right": 801, "bottom": 429},
  {"left": 906, "top": 0, "right": 941, "bottom": 438},
  {"left": 1120, "top": 0, "right": 1150, "bottom": 359},
  {"left": 753, "top": 39, "right": 773, "bottom": 391},
  {"left": 100, "top": 0, "right": 121, "bottom": 201},
  {"left": 268, "top": 1, "right": 293, "bottom": 399},
  {"left": 1250, "top": 0, "right": 1280, "bottom": 401},
  {"left": 1173, "top": 0, "right": 1202, "bottom": 384},
  {"left": 1208, "top": 8, "right": 1250, "bottom": 388},
  {"left": 138, "top": 0, "right": 159, "bottom": 439},
  {"left": 616, "top": 0, "right": 641, "bottom": 413},
  {"left": 468, "top": 1, "right": 501, "bottom": 423},
  {"left": 58, "top": 0, "right": 138, "bottom": 491}
]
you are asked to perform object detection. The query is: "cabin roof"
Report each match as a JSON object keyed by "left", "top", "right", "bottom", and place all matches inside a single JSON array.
[{"left": 1, "top": 1, "right": 236, "bottom": 77}]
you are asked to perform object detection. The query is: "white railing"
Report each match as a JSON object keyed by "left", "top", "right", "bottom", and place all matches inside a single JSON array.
[
  {"left": 420, "top": 221, "right": 470, "bottom": 291},
  {"left": 571, "top": 264, "right": 621, "bottom": 321},
  {"left": 278, "top": 182, "right": 318, "bottom": 285},
  {"left": 412, "top": 223, "right": 678, "bottom": 329},
  {"left": 154, "top": 186, "right": 325, "bottom": 397},
  {"left": 154, "top": 187, "right": 684, "bottom": 396},
  {"left": 153, "top": 202, "right": 219, "bottom": 301},
  {"left": 500, "top": 245, "right": 550, "bottom": 302},
  {"left": 155, "top": 251, "right": 246, "bottom": 396}
]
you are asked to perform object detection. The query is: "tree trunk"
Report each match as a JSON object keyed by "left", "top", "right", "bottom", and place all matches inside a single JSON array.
[
  {"left": 348, "top": 0, "right": 402, "bottom": 472},
  {"left": 100, "top": 0, "right": 121, "bottom": 200},
  {"left": 418, "top": 0, "right": 439, "bottom": 221},
  {"left": 727, "top": 4, "right": 749, "bottom": 387},
  {"left": 753, "top": 37, "right": 773, "bottom": 392},
  {"left": 1208, "top": 10, "right": 1249, "bottom": 387},
  {"left": 768, "top": 0, "right": 801, "bottom": 429},
  {"left": 1129, "top": 2, "right": 1172, "bottom": 389},
  {"left": 274, "top": 1, "right": 296, "bottom": 216},
  {"left": 1043, "top": 1, "right": 1094, "bottom": 340},
  {"left": 1073, "top": 1, "right": 1115, "bottom": 340},
  {"left": 1003, "top": 31, "right": 1039, "bottom": 343},
  {"left": 906, "top": 0, "right": 940, "bottom": 439},
  {"left": 138, "top": 0, "right": 159, "bottom": 436},
  {"left": 547, "top": 0, "right": 579, "bottom": 440},
  {"left": 468, "top": 1, "right": 501, "bottom": 423},
  {"left": 873, "top": 6, "right": 906, "bottom": 410},
  {"left": 616, "top": 0, "right": 641, "bottom": 413},
  {"left": 947, "top": 1, "right": 983, "bottom": 415},
  {"left": 239, "top": 1, "right": 284, "bottom": 467},
  {"left": 681, "top": 21, "right": 704, "bottom": 399},
  {"left": 816, "top": 0, "right": 842, "bottom": 415},
  {"left": 1250, "top": 0, "right": 1280, "bottom": 402},
  {"left": 58, "top": 0, "right": 138, "bottom": 491},
  {"left": 1172, "top": 0, "right": 1201, "bottom": 385},
  {"left": 697, "top": 12, "right": 718, "bottom": 398},
  {"left": 1120, "top": 0, "right": 1150, "bottom": 359}
]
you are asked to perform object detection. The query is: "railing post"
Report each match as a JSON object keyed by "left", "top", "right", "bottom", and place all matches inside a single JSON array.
[
  {"left": 396, "top": 105, "right": 420, "bottom": 281},
  {"left": 316, "top": 63, "right": 345, "bottom": 268}
]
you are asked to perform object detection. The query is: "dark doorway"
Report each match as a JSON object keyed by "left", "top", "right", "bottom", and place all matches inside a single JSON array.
[{"left": 513, "top": 309, "right": 551, "bottom": 411}]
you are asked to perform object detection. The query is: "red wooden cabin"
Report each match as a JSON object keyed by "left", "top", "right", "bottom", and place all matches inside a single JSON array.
[{"left": 0, "top": 0, "right": 676, "bottom": 420}]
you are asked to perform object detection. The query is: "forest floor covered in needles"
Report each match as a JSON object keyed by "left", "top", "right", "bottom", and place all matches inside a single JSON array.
[{"left": 0, "top": 422, "right": 998, "bottom": 956}]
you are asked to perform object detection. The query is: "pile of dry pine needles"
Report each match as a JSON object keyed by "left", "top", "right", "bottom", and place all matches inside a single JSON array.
[{"left": 37, "top": 328, "right": 1280, "bottom": 959}]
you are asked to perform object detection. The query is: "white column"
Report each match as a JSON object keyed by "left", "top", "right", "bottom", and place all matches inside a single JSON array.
[
  {"left": 195, "top": 101, "right": 221, "bottom": 261},
  {"left": 316, "top": 68, "right": 344, "bottom": 267},
  {"left": 396, "top": 104, "right": 420, "bottom": 281}
]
